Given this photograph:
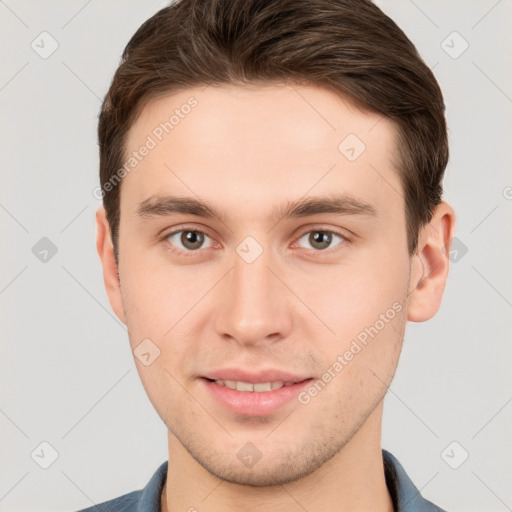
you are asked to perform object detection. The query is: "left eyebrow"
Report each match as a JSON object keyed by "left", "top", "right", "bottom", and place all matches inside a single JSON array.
[
  {"left": 136, "top": 193, "right": 377, "bottom": 223},
  {"left": 271, "top": 194, "right": 377, "bottom": 223}
]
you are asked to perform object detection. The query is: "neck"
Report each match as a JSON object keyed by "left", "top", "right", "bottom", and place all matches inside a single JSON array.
[{"left": 161, "top": 404, "right": 393, "bottom": 512}]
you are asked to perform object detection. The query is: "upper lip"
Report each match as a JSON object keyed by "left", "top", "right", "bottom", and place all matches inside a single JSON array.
[{"left": 202, "top": 368, "right": 311, "bottom": 384}]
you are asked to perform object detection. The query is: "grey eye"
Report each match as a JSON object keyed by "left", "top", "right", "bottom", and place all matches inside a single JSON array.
[
  {"left": 297, "top": 231, "right": 345, "bottom": 251},
  {"left": 167, "top": 230, "right": 213, "bottom": 251}
]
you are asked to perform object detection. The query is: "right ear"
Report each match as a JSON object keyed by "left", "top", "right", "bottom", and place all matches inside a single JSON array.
[{"left": 95, "top": 206, "right": 127, "bottom": 325}]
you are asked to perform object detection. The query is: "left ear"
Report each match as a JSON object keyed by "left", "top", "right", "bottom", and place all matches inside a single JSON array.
[{"left": 407, "top": 201, "right": 456, "bottom": 322}]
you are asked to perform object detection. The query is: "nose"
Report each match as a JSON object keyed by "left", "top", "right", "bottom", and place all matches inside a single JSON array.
[{"left": 213, "top": 243, "right": 293, "bottom": 347}]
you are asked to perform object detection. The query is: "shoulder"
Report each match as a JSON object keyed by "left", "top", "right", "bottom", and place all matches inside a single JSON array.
[
  {"left": 74, "top": 490, "right": 141, "bottom": 511},
  {"left": 383, "top": 450, "right": 448, "bottom": 512},
  {"left": 72, "top": 460, "right": 168, "bottom": 512}
]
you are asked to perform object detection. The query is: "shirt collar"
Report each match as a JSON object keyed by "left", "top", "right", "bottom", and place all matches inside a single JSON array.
[
  {"left": 383, "top": 449, "right": 446, "bottom": 511},
  {"left": 136, "top": 450, "right": 446, "bottom": 512}
]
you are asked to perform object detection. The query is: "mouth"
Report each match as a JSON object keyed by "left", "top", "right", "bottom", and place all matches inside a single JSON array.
[
  {"left": 204, "top": 378, "right": 303, "bottom": 392},
  {"left": 200, "top": 375, "right": 314, "bottom": 416}
]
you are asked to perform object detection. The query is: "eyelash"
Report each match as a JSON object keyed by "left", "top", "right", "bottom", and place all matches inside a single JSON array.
[{"left": 161, "top": 225, "right": 352, "bottom": 258}]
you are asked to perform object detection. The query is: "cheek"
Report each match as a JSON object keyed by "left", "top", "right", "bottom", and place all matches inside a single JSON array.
[
  {"left": 118, "top": 222, "right": 410, "bottom": 348},
  {"left": 305, "top": 242, "right": 409, "bottom": 400},
  {"left": 119, "top": 245, "right": 206, "bottom": 335},
  {"left": 308, "top": 302, "right": 407, "bottom": 420},
  {"left": 305, "top": 249, "right": 410, "bottom": 341}
]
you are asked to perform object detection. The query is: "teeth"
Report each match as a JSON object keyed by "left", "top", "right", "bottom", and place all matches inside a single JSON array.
[
  {"left": 224, "top": 380, "right": 236, "bottom": 390},
  {"left": 213, "top": 380, "right": 294, "bottom": 392},
  {"left": 236, "top": 381, "right": 254, "bottom": 392},
  {"left": 253, "top": 382, "right": 272, "bottom": 392}
]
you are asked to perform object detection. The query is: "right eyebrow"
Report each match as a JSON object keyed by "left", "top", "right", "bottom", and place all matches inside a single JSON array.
[{"left": 137, "top": 195, "right": 226, "bottom": 221}]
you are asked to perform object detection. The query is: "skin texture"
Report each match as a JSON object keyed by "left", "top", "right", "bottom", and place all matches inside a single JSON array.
[{"left": 96, "top": 83, "right": 455, "bottom": 512}]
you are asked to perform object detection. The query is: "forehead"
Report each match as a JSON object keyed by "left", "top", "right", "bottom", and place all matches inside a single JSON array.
[
  {"left": 128, "top": 82, "right": 394, "bottom": 153},
  {"left": 121, "top": 83, "right": 401, "bottom": 218}
]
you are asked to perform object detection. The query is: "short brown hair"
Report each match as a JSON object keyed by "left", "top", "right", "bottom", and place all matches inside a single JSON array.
[{"left": 98, "top": 0, "right": 448, "bottom": 263}]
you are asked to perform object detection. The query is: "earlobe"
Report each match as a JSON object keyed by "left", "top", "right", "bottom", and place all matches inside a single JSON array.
[
  {"left": 407, "top": 201, "right": 456, "bottom": 322},
  {"left": 95, "top": 207, "right": 127, "bottom": 325}
]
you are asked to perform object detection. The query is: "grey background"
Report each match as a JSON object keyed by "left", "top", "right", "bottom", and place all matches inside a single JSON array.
[{"left": 1, "top": 1, "right": 511, "bottom": 511}]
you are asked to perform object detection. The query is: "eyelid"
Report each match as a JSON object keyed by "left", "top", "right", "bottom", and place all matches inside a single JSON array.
[
  {"left": 162, "top": 224, "right": 216, "bottom": 241},
  {"left": 293, "top": 224, "right": 354, "bottom": 243},
  {"left": 290, "top": 225, "right": 352, "bottom": 256},
  {"left": 161, "top": 224, "right": 217, "bottom": 256},
  {"left": 161, "top": 223, "right": 354, "bottom": 256}
]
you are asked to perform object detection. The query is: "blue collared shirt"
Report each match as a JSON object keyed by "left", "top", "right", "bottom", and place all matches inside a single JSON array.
[{"left": 75, "top": 450, "right": 447, "bottom": 511}]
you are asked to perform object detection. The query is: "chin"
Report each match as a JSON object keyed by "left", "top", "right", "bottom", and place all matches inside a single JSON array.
[{"left": 189, "top": 437, "right": 344, "bottom": 487}]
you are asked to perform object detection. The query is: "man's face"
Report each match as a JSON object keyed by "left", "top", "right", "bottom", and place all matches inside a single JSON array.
[{"left": 113, "top": 83, "right": 413, "bottom": 485}]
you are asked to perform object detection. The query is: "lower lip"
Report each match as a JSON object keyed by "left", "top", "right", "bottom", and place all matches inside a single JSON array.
[{"left": 201, "top": 378, "right": 313, "bottom": 416}]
